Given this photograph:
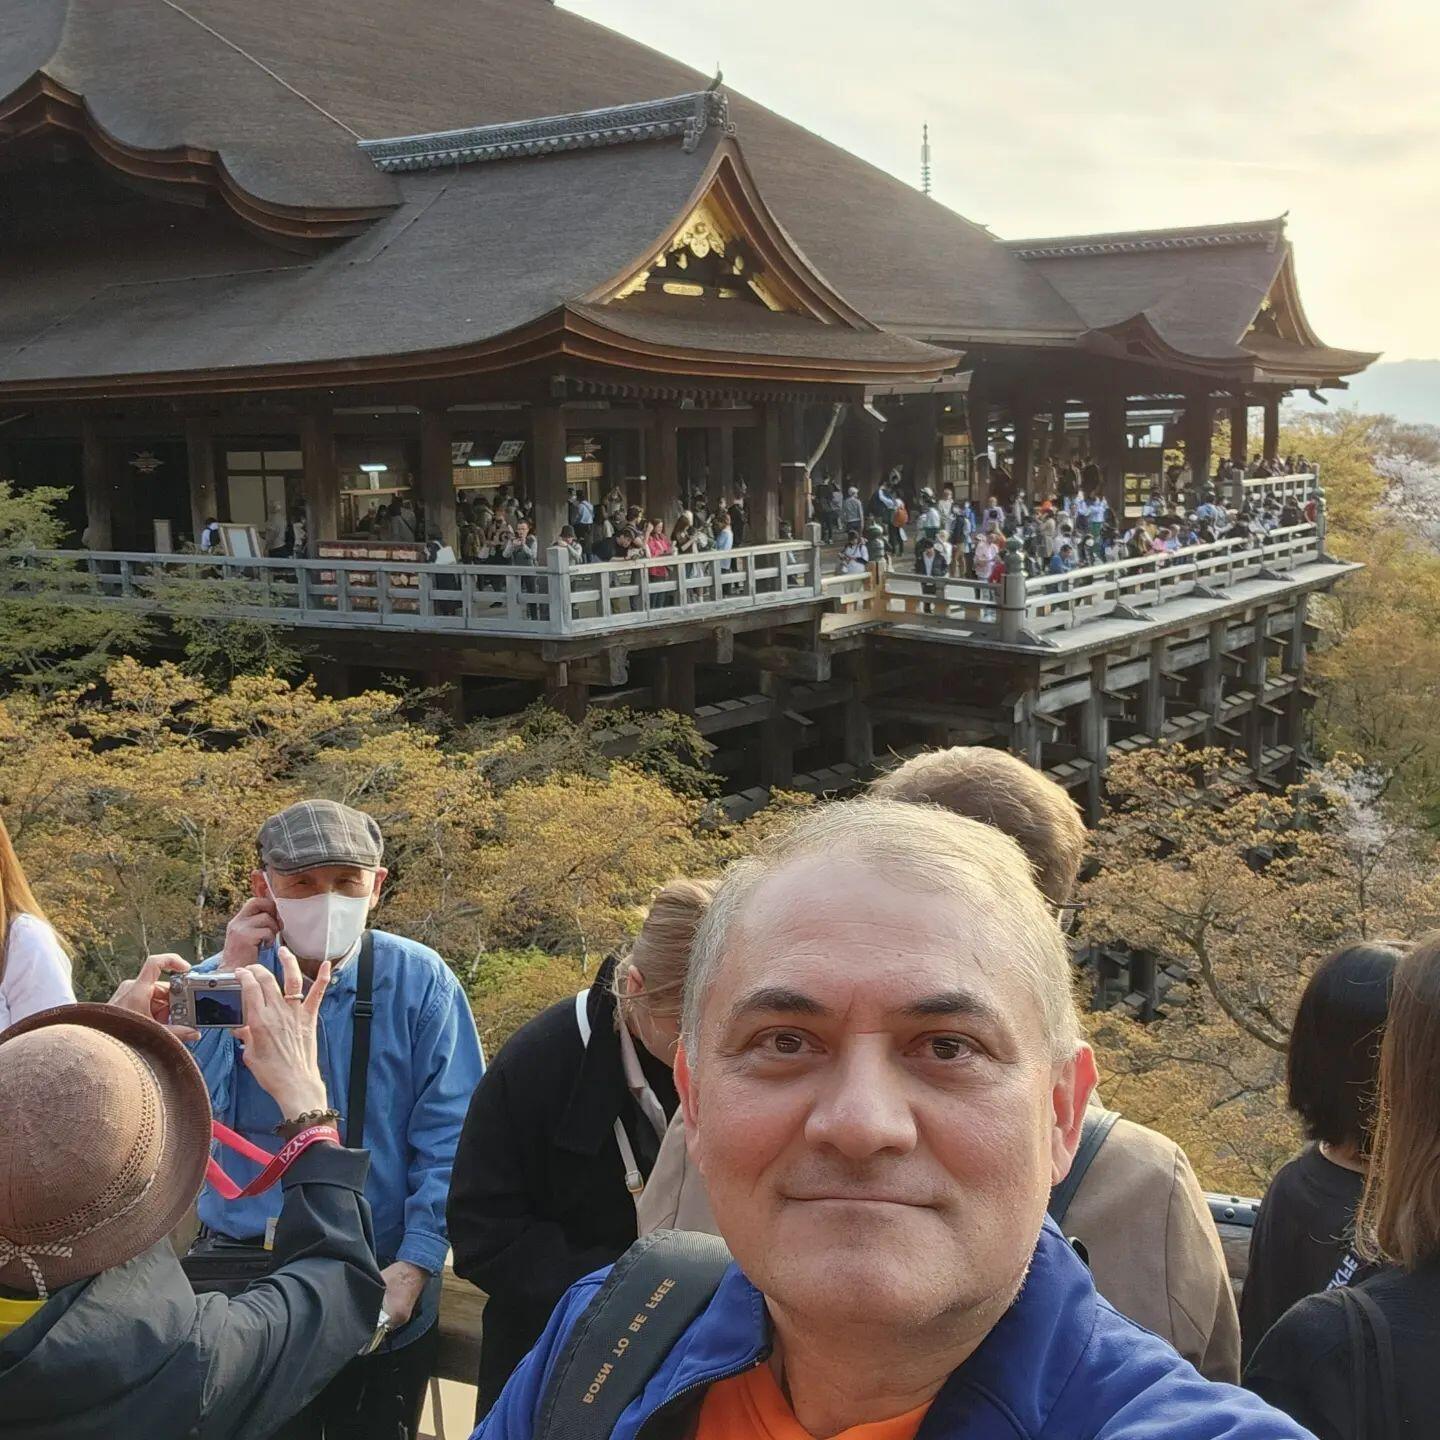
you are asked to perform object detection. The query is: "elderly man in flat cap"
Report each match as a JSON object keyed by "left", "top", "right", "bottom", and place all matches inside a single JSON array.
[
  {"left": 188, "top": 799, "right": 485, "bottom": 1440},
  {"left": 0, "top": 952, "right": 384, "bottom": 1439}
]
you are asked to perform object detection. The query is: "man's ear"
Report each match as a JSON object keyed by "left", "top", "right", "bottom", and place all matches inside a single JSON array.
[
  {"left": 250, "top": 869, "right": 269, "bottom": 900},
  {"left": 369, "top": 867, "right": 388, "bottom": 909},
  {"left": 1049, "top": 1043, "right": 1100, "bottom": 1186},
  {"left": 675, "top": 1041, "right": 702, "bottom": 1165}
]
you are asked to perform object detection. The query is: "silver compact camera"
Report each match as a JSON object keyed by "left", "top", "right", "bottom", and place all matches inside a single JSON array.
[{"left": 169, "top": 972, "right": 246, "bottom": 1029}]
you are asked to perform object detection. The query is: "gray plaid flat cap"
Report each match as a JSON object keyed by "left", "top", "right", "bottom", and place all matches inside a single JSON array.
[{"left": 258, "top": 800, "right": 384, "bottom": 875}]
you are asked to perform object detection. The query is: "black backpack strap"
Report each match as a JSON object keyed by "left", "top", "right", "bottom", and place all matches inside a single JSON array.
[
  {"left": 1048, "top": 1108, "right": 1121, "bottom": 1227},
  {"left": 1340, "top": 1286, "right": 1400, "bottom": 1440},
  {"left": 345, "top": 932, "right": 375, "bottom": 1149},
  {"left": 535, "top": 1231, "right": 732, "bottom": 1440}
]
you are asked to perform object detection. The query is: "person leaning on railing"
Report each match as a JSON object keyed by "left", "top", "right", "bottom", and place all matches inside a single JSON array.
[{"left": 0, "top": 950, "right": 384, "bottom": 1440}]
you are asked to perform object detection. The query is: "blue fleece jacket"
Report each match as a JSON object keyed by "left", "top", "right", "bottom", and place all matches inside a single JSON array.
[
  {"left": 472, "top": 1219, "right": 1315, "bottom": 1440},
  {"left": 191, "top": 932, "right": 484, "bottom": 1336}
]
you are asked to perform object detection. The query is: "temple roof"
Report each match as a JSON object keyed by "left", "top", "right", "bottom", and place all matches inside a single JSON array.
[
  {"left": 0, "top": 0, "right": 1374, "bottom": 393},
  {"left": 0, "top": 132, "right": 951, "bottom": 398},
  {"left": 1007, "top": 218, "right": 1378, "bottom": 382},
  {"left": 0, "top": 0, "right": 1079, "bottom": 340}
]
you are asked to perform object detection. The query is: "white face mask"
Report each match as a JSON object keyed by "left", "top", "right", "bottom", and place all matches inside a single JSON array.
[{"left": 272, "top": 889, "right": 372, "bottom": 962}]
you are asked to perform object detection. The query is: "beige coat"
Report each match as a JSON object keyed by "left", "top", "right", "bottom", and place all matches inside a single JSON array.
[{"left": 636, "top": 1109, "right": 1240, "bottom": 1384}]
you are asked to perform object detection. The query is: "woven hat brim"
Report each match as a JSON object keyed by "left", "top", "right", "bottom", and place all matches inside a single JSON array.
[{"left": 0, "top": 1003, "right": 214, "bottom": 1293}]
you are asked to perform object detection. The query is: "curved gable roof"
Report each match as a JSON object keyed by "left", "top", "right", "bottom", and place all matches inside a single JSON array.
[{"left": 0, "top": 0, "right": 1081, "bottom": 343}]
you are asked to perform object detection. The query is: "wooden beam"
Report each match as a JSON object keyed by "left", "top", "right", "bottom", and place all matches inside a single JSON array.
[{"left": 734, "top": 641, "right": 831, "bottom": 683}]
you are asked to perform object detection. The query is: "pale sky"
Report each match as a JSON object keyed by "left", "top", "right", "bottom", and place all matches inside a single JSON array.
[{"left": 563, "top": 0, "right": 1439, "bottom": 362}]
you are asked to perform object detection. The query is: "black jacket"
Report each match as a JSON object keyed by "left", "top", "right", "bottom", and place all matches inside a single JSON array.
[
  {"left": 1246, "top": 1259, "right": 1439, "bottom": 1439},
  {"left": 447, "top": 962, "right": 677, "bottom": 1413},
  {"left": 0, "top": 1145, "right": 383, "bottom": 1440}
]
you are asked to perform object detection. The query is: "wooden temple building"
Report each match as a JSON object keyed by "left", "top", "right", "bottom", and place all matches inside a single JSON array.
[{"left": 0, "top": 0, "right": 1376, "bottom": 813}]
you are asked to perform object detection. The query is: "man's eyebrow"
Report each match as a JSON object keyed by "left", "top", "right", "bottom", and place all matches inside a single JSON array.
[
  {"left": 726, "top": 987, "right": 829, "bottom": 1023},
  {"left": 899, "top": 991, "right": 1005, "bottom": 1026}
]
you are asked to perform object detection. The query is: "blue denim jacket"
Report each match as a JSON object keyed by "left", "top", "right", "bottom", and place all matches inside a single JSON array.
[{"left": 191, "top": 931, "right": 485, "bottom": 1339}]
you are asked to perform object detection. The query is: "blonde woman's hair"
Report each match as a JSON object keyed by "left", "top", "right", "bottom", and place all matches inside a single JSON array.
[
  {"left": 614, "top": 877, "right": 716, "bottom": 1027},
  {"left": 1355, "top": 933, "right": 1440, "bottom": 1270},
  {"left": 683, "top": 797, "right": 1079, "bottom": 1061},
  {"left": 0, "top": 816, "right": 54, "bottom": 984}
]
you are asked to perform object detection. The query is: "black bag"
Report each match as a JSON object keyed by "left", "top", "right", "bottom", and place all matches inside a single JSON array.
[
  {"left": 535, "top": 1231, "right": 732, "bottom": 1440},
  {"left": 1339, "top": 1285, "right": 1400, "bottom": 1440},
  {"left": 183, "top": 935, "right": 375, "bottom": 1296}
]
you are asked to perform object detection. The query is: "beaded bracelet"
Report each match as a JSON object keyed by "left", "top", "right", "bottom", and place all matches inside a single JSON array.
[{"left": 274, "top": 1107, "right": 341, "bottom": 1139}]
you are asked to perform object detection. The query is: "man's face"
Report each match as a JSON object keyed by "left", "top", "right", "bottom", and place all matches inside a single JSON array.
[
  {"left": 516, "top": 522, "right": 530, "bottom": 541},
  {"left": 677, "top": 858, "right": 1093, "bottom": 1334}
]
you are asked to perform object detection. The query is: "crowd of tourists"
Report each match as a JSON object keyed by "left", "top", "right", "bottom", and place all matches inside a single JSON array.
[
  {"left": 815, "top": 452, "right": 1319, "bottom": 588},
  {"left": 1, "top": 738, "right": 1432, "bottom": 1440}
]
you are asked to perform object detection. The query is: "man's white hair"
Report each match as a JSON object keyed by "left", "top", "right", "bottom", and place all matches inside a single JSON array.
[{"left": 682, "top": 797, "right": 1081, "bottom": 1062}]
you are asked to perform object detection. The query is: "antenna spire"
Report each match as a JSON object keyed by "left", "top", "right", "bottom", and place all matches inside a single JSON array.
[{"left": 921, "top": 123, "right": 932, "bottom": 197}]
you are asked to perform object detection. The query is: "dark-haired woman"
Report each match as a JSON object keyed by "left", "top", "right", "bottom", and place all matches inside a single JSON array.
[
  {"left": 1238, "top": 941, "right": 1403, "bottom": 1364},
  {"left": 1246, "top": 934, "right": 1440, "bottom": 1437}
]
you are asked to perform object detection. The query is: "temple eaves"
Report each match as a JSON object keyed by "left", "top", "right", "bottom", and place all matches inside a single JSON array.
[
  {"left": 1006, "top": 218, "right": 1286, "bottom": 261},
  {"left": 359, "top": 89, "right": 736, "bottom": 173}
]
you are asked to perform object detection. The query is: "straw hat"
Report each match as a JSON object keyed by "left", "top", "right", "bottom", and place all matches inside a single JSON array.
[{"left": 0, "top": 1003, "right": 212, "bottom": 1297}]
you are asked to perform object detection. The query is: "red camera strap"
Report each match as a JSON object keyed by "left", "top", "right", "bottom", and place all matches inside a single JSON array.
[{"left": 207, "top": 1122, "right": 340, "bottom": 1201}]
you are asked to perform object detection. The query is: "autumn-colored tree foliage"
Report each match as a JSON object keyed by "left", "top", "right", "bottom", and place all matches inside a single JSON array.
[
  {"left": 1081, "top": 744, "right": 1440, "bottom": 1192},
  {"left": 1280, "top": 412, "right": 1440, "bottom": 821},
  {"left": 0, "top": 661, "right": 777, "bottom": 1053}
]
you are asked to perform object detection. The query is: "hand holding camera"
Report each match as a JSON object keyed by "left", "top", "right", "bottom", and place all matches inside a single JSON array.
[{"left": 110, "top": 947, "right": 331, "bottom": 1121}]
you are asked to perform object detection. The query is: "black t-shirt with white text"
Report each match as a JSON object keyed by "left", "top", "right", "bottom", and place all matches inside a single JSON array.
[{"left": 1239, "top": 1145, "right": 1378, "bottom": 1364}]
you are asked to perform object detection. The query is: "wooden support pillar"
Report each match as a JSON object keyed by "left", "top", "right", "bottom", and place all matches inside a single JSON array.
[
  {"left": 1011, "top": 692, "right": 1043, "bottom": 769},
  {"left": 1229, "top": 401, "right": 1249, "bottom": 466},
  {"left": 80, "top": 418, "right": 113, "bottom": 550},
  {"left": 755, "top": 403, "right": 782, "bottom": 543},
  {"left": 1141, "top": 637, "right": 1168, "bottom": 739},
  {"left": 842, "top": 654, "right": 874, "bottom": 770},
  {"left": 1049, "top": 408, "right": 1068, "bottom": 463},
  {"left": 967, "top": 387, "right": 991, "bottom": 496},
  {"left": 777, "top": 401, "right": 808, "bottom": 536},
  {"left": 184, "top": 419, "right": 218, "bottom": 546},
  {"left": 852, "top": 409, "right": 881, "bottom": 492},
  {"left": 1262, "top": 394, "right": 1280, "bottom": 464},
  {"left": 1243, "top": 605, "right": 1270, "bottom": 769},
  {"left": 1286, "top": 593, "right": 1309, "bottom": 675},
  {"left": 617, "top": 428, "right": 646, "bottom": 510},
  {"left": 758, "top": 673, "right": 796, "bottom": 788},
  {"left": 530, "top": 405, "right": 570, "bottom": 547},
  {"left": 649, "top": 409, "right": 681, "bottom": 522},
  {"left": 1011, "top": 400, "right": 1035, "bottom": 495},
  {"left": 1201, "top": 619, "right": 1227, "bottom": 744},
  {"left": 543, "top": 670, "right": 590, "bottom": 722},
  {"left": 417, "top": 408, "right": 458, "bottom": 550},
  {"left": 1093, "top": 389, "right": 1128, "bottom": 515},
  {"left": 654, "top": 643, "right": 698, "bottom": 718},
  {"left": 300, "top": 409, "right": 339, "bottom": 544},
  {"left": 1078, "top": 655, "right": 1110, "bottom": 826},
  {"left": 912, "top": 395, "right": 940, "bottom": 495},
  {"left": 717, "top": 424, "right": 736, "bottom": 504},
  {"left": 1183, "top": 392, "right": 1213, "bottom": 492}
]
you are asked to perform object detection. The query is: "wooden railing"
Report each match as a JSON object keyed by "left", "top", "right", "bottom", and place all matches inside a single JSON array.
[
  {"left": 0, "top": 541, "right": 826, "bottom": 640},
  {"left": 1239, "top": 470, "right": 1316, "bottom": 507},
  {"left": 1022, "top": 522, "right": 1322, "bottom": 636}
]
